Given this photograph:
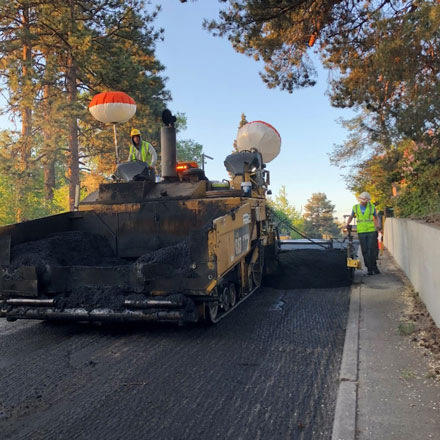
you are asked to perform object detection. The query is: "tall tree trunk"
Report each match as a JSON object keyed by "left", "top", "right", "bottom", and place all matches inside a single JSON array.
[
  {"left": 16, "top": 5, "right": 33, "bottom": 222},
  {"left": 43, "top": 84, "right": 56, "bottom": 201},
  {"left": 66, "top": 55, "right": 79, "bottom": 211},
  {"left": 43, "top": 155, "right": 56, "bottom": 202},
  {"left": 66, "top": 0, "right": 79, "bottom": 211},
  {"left": 20, "top": 7, "right": 32, "bottom": 166}
]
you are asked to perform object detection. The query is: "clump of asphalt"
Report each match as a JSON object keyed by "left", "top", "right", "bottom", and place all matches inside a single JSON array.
[
  {"left": 136, "top": 236, "right": 200, "bottom": 279},
  {"left": 54, "top": 288, "right": 148, "bottom": 311},
  {"left": 7, "top": 230, "right": 199, "bottom": 309},
  {"left": 53, "top": 236, "right": 198, "bottom": 309},
  {"left": 263, "top": 249, "right": 352, "bottom": 289},
  {"left": 55, "top": 287, "right": 125, "bottom": 311},
  {"left": 9, "top": 231, "right": 127, "bottom": 276},
  {"left": 137, "top": 241, "right": 190, "bottom": 270}
]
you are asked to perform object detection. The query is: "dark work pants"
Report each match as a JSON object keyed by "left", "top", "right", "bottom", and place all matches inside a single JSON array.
[{"left": 358, "top": 231, "right": 378, "bottom": 272}]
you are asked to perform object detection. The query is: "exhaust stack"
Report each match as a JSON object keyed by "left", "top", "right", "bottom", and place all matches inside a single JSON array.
[{"left": 161, "top": 109, "right": 178, "bottom": 180}]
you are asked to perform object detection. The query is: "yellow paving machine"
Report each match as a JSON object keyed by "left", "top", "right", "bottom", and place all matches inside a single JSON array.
[{"left": 0, "top": 113, "right": 280, "bottom": 324}]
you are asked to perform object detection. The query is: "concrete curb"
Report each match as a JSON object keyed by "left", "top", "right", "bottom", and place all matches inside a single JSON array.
[{"left": 331, "top": 279, "right": 361, "bottom": 440}]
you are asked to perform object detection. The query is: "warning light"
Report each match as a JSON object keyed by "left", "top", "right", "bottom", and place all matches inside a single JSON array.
[{"left": 176, "top": 161, "right": 198, "bottom": 173}]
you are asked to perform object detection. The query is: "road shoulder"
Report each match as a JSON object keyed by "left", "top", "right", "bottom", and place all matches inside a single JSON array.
[{"left": 333, "top": 251, "right": 440, "bottom": 440}]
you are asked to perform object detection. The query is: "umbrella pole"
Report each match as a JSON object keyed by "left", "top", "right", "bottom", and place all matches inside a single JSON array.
[{"left": 113, "top": 123, "right": 119, "bottom": 163}]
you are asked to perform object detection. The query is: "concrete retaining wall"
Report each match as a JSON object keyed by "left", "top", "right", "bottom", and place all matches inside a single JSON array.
[{"left": 384, "top": 218, "right": 440, "bottom": 327}]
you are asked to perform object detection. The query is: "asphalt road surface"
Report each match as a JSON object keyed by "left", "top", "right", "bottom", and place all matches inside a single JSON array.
[{"left": 0, "top": 286, "right": 349, "bottom": 440}]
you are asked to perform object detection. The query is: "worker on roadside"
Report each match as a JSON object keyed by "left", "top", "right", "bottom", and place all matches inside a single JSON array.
[
  {"left": 346, "top": 191, "right": 381, "bottom": 275},
  {"left": 128, "top": 128, "right": 157, "bottom": 167}
]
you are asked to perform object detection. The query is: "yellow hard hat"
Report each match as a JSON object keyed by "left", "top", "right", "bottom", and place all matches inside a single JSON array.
[{"left": 130, "top": 128, "right": 141, "bottom": 137}]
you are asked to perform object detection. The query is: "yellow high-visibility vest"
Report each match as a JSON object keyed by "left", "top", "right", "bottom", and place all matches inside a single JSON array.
[
  {"left": 353, "top": 202, "right": 376, "bottom": 233},
  {"left": 129, "top": 140, "right": 152, "bottom": 165}
]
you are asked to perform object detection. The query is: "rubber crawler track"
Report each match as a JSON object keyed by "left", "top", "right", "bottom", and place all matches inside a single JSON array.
[{"left": 207, "top": 283, "right": 261, "bottom": 324}]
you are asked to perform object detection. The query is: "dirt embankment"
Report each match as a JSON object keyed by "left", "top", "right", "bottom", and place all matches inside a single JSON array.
[
  {"left": 264, "top": 249, "right": 351, "bottom": 289},
  {"left": 410, "top": 213, "right": 440, "bottom": 229},
  {"left": 401, "top": 283, "right": 440, "bottom": 381}
]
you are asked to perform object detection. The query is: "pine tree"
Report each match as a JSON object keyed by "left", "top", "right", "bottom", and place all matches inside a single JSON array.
[
  {"left": 303, "top": 193, "right": 340, "bottom": 238},
  {"left": 232, "top": 112, "right": 248, "bottom": 152},
  {"left": 0, "top": 1, "right": 41, "bottom": 221},
  {"left": 0, "top": 0, "right": 170, "bottom": 218}
]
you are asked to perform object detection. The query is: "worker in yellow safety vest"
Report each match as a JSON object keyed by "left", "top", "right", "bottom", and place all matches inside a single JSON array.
[
  {"left": 128, "top": 128, "right": 157, "bottom": 167},
  {"left": 346, "top": 191, "right": 382, "bottom": 275}
]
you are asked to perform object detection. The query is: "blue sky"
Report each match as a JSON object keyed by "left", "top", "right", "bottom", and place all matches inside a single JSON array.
[
  {"left": 0, "top": 1, "right": 359, "bottom": 221},
  {"left": 154, "top": 1, "right": 357, "bottom": 220}
]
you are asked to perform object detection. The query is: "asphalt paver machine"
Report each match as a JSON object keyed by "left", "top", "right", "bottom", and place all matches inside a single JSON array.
[{"left": 0, "top": 113, "right": 281, "bottom": 324}]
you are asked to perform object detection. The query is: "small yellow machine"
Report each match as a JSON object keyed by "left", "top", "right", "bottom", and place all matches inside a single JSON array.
[{"left": 346, "top": 225, "right": 362, "bottom": 271}]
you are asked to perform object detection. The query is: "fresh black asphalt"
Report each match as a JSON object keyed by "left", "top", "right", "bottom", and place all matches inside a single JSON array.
[{"left": 0, "top": 285, "right": 349, "bottom": 440}]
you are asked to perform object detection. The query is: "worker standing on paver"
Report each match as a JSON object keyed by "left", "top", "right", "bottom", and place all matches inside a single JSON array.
[
  {"left": 346, "top": 191, "right": 381, "bottom": 275},
  {"left": 128, "top": 128, "right": 157, "bottom": 167}
]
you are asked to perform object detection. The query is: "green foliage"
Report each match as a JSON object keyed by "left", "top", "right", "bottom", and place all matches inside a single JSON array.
[
  {"left": 0, "top": 0, "right": 177, "bottom": 221},
  {"left": 174, "top": 113, "right": 188, "bottom": 133},
  {"left": 176, "top": 139, "right": 203, "bottom": 164},
  {"left": 269, "top": 186, "right": 304, "bottom": 238},
  {"left": 204, "top": 1, "right": 418, "bottom": 93},
  {"left": 52, "top": 184, "right": 70, "bottom": 213},
  {"left": 303, "top": 192, "right": 340, "bottom": 238},
  {"left": 343, "top": 146, "right": 402, "bottom": 212},
  {"left": 174, "top": 113, "right": 204, "bottom": 165},
  {"left": 238, "top": 113, "right": 248, "bottom": 129},
  {"left": 205, "top": 0, "right": 321, "bottom": 92},
  {"left": 398, "top": 322, "right": 416, "bottom": 336},
  {"left": 205, "top": 1, "right": 440, "bottom": 217},
  {"left": 326, "top": 2, "right": 440, "bottom": 217},
  {"left": 0, "top": 160, "right": 61, "bottom": 225},
  {"left": 327, "top": 2, "right": 440, "bottom": 144},
  {"left": 393, "top": 161, "right": 440, "bottom": 217},
  {"left": 337, "top": 134, "right": 440, "bottom": 218},
  {"left": 233, "top": 113, "right": 248, "bottom": 152},
  {"left": 0, "top": 173, "right": 17, "bottom": 226}
]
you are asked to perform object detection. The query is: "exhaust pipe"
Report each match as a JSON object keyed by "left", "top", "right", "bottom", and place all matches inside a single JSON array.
[{"left": 161, "top": 109, "right": 178, "bottom": 180}]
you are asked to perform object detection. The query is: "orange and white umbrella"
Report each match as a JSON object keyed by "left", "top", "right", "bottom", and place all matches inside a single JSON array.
[
  {"left": 89, "top": 91, "right": 136, "bottom": 124},
  {"left": 236, "top": 121, "right": 281, "bottom": 163},
  {"left": 89, "top": 91, "right": 136, "bottom": 163}
]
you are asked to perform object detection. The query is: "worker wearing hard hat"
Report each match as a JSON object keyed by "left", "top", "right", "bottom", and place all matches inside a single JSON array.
[
  {"left": 128, "top": 128, "right": 157, "bottom": 167},
  {"left": 346, "top": 191, "right": 381, "bottom": 275}
]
